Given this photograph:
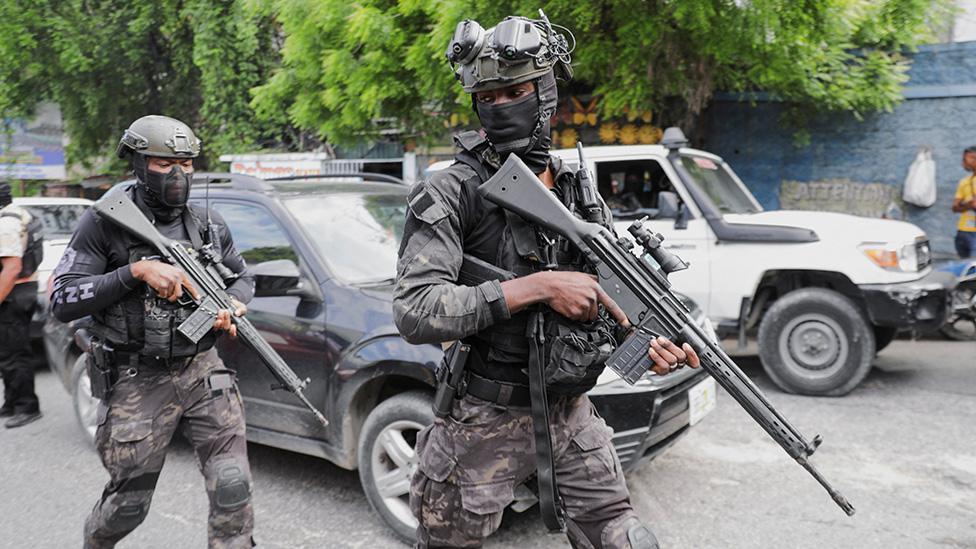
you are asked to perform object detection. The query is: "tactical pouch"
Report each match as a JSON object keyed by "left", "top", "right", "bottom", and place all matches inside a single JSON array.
[
  {"left": 143, "top": 296, "right": 195, "bottom": 357},
  {"left": 544, "top": 315, "right": 614, "bottom": 387},
  {"left": 87, "top": 338, "right": 116, "bottom": 401}
]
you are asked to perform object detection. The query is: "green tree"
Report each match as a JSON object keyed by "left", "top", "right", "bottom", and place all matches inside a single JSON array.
[
  {"left": 254, "top": 0, "right": 952, "bottom": 143},
  {"left": 0, "top": 0, "right": 292, "bottom": 170}
]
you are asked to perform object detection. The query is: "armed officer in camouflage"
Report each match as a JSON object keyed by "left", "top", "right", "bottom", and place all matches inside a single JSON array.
[
  {"left": 51, "top": 116, "right": 256, "bottom": 549},
  {"left": 394, "top": 12, "right": 700, "bottom": 549}
]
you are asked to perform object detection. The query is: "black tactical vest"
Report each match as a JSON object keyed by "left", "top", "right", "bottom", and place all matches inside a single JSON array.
[
  {"left": 453, "top": 131, "right": 618, "bottom": 395},
  {"left": 91, "top": 197, "right": 219, "bottom": 359}
]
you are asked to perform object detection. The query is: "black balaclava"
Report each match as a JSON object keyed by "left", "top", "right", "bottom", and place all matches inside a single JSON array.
[
  {"left": 0, "top": 182, "right": 11, "bottom": 208},
  {"left": 132, "top": 154, "right": 192, "bottom": 222},
  {"left": 476, "top": 70, "right": 558, "bottom": 174}
]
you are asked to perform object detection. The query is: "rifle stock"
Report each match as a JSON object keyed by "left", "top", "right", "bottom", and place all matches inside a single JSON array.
[
  {"left": 478, "top": 153, "right": 855, "bottom": 516},
  {"left": 96, "top": 190, "right": 177, "bottom": 257},
  {"left": 477, "top": 158, "right": 594, "bottom": 252},
  {"left": 93, "top": 188, "right": 329, "bottom": 429}
]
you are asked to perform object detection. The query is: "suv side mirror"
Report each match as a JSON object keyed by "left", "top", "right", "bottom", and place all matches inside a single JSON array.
[
  {"left": 658, "top": 191, "right": 690, "bottom": 230},
  {"left": 253, "top": 259, "right": 304, "bottom": 298},
  {"left": 657, "top": 191, "right": 680, "bottom": 218},
  {"left": 674, "top": 203, "right": 690, "bottom": 230}
]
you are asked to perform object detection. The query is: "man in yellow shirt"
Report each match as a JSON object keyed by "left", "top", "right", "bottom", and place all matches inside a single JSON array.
[{"left": 952, "top": 147, "right": 976, "bottom": 258}]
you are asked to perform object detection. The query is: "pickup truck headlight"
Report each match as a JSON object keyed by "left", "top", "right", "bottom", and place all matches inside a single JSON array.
[{"left": 860, "top": 242, "right": 921, "bottom": 273}]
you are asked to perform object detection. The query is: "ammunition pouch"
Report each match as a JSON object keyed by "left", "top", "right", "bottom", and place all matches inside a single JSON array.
[
  {"left": 93, "top": 292, "right": 215, "bottom": 360},
  {"left": 543, "top": 312, "right": 614, "bottom": 394},
  {"left": 87, "top": 338, "right": 116, "bottom": 401}
]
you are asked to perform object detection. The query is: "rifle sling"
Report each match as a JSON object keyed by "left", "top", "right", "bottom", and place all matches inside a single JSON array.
[
  {"left": 459, "top": 145, "right": 565, "bottom": 528},
  {"left": 181, "top": 207, "right": 204, "bottom": 251},
  {"left": 528, "top": 309, "right": 565, "bottom": 532}
]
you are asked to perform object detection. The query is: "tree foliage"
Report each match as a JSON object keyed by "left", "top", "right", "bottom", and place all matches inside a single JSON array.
[
  {"left": 0, "top": 0, "right": 290, "bottom": 170},
  {"left": 251, "top": 0, "right": 472, "bottom": 146},
  {"left": 0, "top": 0, "right": 953, "bottom": 167},
  {"left": 254, "top": 0, "right": 950, "bottom": 143}
]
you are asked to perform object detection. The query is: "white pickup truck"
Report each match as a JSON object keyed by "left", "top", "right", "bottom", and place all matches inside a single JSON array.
[{"left": 548, "top": 128, "right": 954, "bottom": 396}]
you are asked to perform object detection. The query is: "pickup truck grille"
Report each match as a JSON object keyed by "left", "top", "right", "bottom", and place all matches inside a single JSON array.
[{"left": 916, "top": 239, "right": 932, "bottom": 270}]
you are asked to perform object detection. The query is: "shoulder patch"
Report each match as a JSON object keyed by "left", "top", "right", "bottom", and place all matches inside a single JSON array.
[
  {"left": 408, "top": 186, "right": 449, "bottom": 225},
  {"left": 454, "top": 130, "right": 487, "bottom": 152}
]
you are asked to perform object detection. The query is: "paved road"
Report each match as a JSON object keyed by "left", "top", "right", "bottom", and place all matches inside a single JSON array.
[{"left": 2, "top": 339, "right": 974, "bottom": 548}]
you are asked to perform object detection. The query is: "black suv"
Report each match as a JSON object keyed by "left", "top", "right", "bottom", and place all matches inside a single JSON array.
[{"left": 43, "top": 172, "right": 715, "bottom": 542}]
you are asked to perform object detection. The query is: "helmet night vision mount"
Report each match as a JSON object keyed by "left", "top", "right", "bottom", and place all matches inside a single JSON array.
[{"left": 446, "top": 9, "right": 575, "bottom": 93}]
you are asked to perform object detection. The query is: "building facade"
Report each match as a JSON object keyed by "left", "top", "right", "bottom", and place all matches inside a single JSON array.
[{"left": 700, "top": 41, "right": 976, "bottom": 256}]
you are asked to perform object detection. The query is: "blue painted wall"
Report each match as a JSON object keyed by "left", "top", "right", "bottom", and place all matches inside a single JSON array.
[{"left": 700, "top": 41, "right": 976, "bottom": 256}]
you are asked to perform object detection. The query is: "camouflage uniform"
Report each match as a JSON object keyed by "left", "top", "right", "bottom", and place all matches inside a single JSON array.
[
  {"left": 85, "top": 348, "right": 252, "bottom": 548},
  {"left": 410, "top": 393, "right": 642, "bottom": 548},
  {"left": 394, "top": 134, "right": 651, "bottom": 548},
  {"left": 50, "top": 197, "right": 256, "bottom": 549}
]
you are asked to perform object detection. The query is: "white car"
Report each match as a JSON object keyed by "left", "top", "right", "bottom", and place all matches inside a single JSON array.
[{"left": 11, "top": 196, "right": 93, "bottom": 337}]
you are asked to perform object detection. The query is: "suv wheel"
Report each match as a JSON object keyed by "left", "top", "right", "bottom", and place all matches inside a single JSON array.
[
  {"left": 358, "top": 391, "right": 433, "bottom": 544},
  {"left": 70, "top": 353, "right": 99, "bottom": 447},
  {"left": 758, "top": 288, "right": 875, "bottom": 396}
]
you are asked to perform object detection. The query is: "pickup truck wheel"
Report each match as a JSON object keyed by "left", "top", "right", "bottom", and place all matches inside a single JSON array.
[
  {"left": 358, "top": 391, "right": 433, "bottom": 544},
  {"left": 873, "top": 326, "right": 897, "bottom": 353},
  {"left": 70, "top": 353, "right": 99, "bottom": 448},
  {"left": 758, "top": 288, "right": 875, "bottom": 396}
]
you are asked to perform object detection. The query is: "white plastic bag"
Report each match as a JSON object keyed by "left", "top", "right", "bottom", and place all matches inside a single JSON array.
[{"left": 902, "top": 147, "right": 937, "bottom": 208}]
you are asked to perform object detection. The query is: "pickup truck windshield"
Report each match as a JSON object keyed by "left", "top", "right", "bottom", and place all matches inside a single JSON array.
[
  {"left": 680, "top": 155, "right": 761, "bottom": 214},
  {"left": 283, "top": 193, "right": 406, "bottom": 284}
]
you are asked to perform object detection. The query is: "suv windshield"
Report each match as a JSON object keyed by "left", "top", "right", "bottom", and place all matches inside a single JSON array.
[
  {"left": 283, "top": 192, "right": 406, "bottom": 284},
  {"left": 22, "top": 204, "right": 89, "bottom": 238},
  {"left": 680, "top": 155, "right": 761, "bottom": 214}
]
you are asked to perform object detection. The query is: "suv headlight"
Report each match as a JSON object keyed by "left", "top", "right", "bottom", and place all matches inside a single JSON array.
[{"left": 860, "top": 242, "right": 921, "bottom": 272}]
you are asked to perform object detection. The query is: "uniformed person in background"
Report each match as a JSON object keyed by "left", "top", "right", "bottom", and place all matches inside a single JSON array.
[
  {"left": 0, "top": 181, "right": 44, "bottom": 428},
  {"left": 51, "top": 116, "right": 256, "bottom": 549},
  {"left": 394, "top": 13, "right": 700, "bottom": 549}
]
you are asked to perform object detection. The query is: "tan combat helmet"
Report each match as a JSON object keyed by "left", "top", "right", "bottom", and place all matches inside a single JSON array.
[
  {"left": 447, "top": 10, "right": 574, "bottom": 93},
  {"left": 116, "top": 115, "right": 201, "bottom": 159}
]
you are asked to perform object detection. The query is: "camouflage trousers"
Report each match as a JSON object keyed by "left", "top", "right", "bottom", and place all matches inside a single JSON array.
[
  {"left": 411, "top": 393, "right": 649, "bottom": 548},
  {"left": 84, "top": 347, "right": 254, "bottom": 549}
]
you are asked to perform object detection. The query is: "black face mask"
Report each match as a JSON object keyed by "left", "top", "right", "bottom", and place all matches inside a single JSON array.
[
  {"left": 133, "top": 156, "right": 192, "bottom": 222},
  {"left": 476, "top": 94, "right": 552, "bottom": 174},
  {"left": 475, "top": 71, "right": 558, "bottom": 174}
]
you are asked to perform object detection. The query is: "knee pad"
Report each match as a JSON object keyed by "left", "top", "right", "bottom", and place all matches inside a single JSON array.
[
  {"left": 626, "top": 523, "right": 659, "bottom": 549},
  {"left": 213, "top": 459, "right": 251, "bottom": 511},
  {"left": 597, "top": 515, "right": 659, "bottom": 549}
]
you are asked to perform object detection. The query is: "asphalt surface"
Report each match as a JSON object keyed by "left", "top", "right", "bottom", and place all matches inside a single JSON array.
[{"left": 1, "top": 339, "right": 973, "bottom": 549}]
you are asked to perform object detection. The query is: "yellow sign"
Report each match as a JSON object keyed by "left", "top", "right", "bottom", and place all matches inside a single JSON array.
[{"left": 552, "top": 95, "right": 662, "bottom": 147}]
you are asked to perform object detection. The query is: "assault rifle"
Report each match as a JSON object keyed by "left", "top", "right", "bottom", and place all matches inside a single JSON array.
[
  {"left": 94, "top": 188, "right": 329, "bottom": 429},
  {"left": 478, "top": 153, "right": 855, "bottom": 516}
]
